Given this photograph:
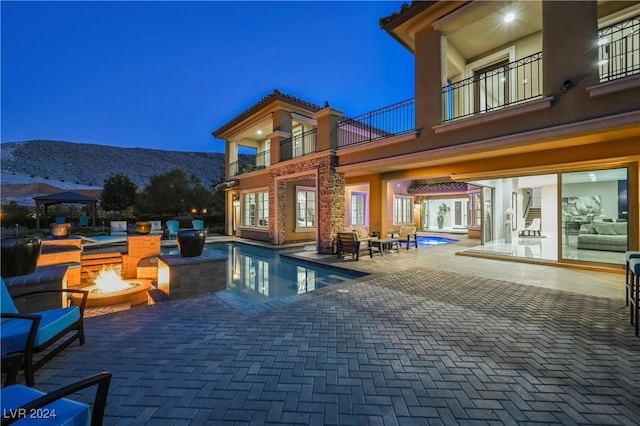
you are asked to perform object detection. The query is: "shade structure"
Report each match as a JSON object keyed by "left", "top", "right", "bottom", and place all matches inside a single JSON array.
[{"left": 33, "top": 191, "right": 98, "bottom": 229}]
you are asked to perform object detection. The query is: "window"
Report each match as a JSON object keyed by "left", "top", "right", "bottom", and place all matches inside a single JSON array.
[
  {"left": 243, "top": 193, "right": 255, "bottom": 226},
  {"left": 394, "top": 196, "right": 413, "bottom": 225},
  {"left": 351, "top": 192, "right": 366, "bottom": 226},
  {"left": 242, "top": 191, "right": 268, "bottom": 228},
  {"left": 296, "top": 187, "right": 316, "bottom": 229},
  {"left": 258, "top": 192, "right": 268, "bottom": 226}
]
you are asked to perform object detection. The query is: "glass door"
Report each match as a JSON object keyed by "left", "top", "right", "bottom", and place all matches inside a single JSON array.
[
  {"left": 560, "top": 168, "right": 627, "bottom": 265},
  {"left": 482, "top": 187, "right": 494, "bottom": 244}
]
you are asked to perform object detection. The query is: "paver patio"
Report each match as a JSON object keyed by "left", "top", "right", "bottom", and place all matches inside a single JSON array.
[{"left": 22, "top": 249, "right": 640, "bottom": 425}]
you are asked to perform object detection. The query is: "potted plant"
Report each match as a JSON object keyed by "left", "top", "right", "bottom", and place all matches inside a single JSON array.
[
  {"left": 136, "top": 221, "right": 151, "bottom": 235},
  {"left": 1, "top": 236, "right": 42, "bottom": 277},
  {"left": 437, "top": 203, "right": 450, "bottom": 229},
  {"left": 177, "top": 229, "right": 207, "bottom": 257},
  {"left": 50, "top": 222, "right": 71, "bottom": 239}
]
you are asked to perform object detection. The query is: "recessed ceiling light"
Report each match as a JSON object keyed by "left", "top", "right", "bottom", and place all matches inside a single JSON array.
[
  {"left": 504, "top": 12, "right": 515, "bottom": 23},
  {"left": 257, "top": 130, "right": 262, "bottom": 135}
]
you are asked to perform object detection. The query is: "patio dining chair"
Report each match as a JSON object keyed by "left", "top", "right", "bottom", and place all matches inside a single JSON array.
[
  {"left": 1, "top": 370, "right": 112, "bottom": 426},
  {"left": 166, "top": 220, "right": 180, "bottom": 239},
  {"left": 78, "top": 216, "right": 90, "bottom": 227},
  {"left": 1, "top": 278, "right": 88, "bottom": 386},
  {"left": 192, "top": 219, "right": 205, "bottom": 231}
]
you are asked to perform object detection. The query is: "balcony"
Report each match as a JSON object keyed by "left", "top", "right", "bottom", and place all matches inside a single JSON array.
[
  {"left": 337, "top": 98, "right": 415, "bottom": 148},
  {"left": 280, "top": 128, "right": 317, "bottom": 161},
  {"left": 442, "top": 52, "right": 543, "bottom": 123},
  {"left": 228, "top": 150, "right": 270, "bottom": 177},
  {"left": 598, "top": 16, "right": 640, "bottom": 83}
]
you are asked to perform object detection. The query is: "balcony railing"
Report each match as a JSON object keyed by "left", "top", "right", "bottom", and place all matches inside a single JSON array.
[
  {"left": 228, "top": 150, "right": 270, "bottom": 177},
  {"left": 337, "top": 98, "right": 415, "bottom": 148},
  {"left": 280, "top": 128, "right": 317, "bottom": 161},
  {"left": 598, "top": 16, "right": 640, "bottom": 82},
  {"left": 443, "top": 52, "right": 543, "bottom": 122}
]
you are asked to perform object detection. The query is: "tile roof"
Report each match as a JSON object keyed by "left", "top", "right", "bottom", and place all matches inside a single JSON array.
[
  {"left": 212, "top": 89, "right": 324, "bottom": 138},
  {"left": 408, "top": 181, "right": 468, "bottom": 194},
  {"left": 379, "top": 1, "right": 435, "bottom": 32}
]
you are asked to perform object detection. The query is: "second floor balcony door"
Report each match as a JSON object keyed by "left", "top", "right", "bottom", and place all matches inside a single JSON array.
[{"left": 474, "top": 60, "right": 509, "bottom": 114}]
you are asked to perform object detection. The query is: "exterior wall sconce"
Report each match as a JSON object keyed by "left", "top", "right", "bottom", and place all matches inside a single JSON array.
[{"left": 232, "top": 198, "right": 240, "bottom": 208}]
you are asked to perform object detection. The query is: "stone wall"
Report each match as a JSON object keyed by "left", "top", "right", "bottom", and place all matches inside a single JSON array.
[
  {"left": 157, "top": 253, "right": 227, "bottom": 300},
  {"left": 4, "top": 264, "right": 77, "bottom": 311},
  {"left": 269, "top": 153, "right": 344, "bottom": 253}
]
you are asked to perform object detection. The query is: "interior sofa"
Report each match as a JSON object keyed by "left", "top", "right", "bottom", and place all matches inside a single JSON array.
[{"left": 577, "top": 222, "right": 627, "bottom": 252}]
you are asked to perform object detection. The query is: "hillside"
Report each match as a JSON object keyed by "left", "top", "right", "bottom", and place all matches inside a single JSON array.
[{"left": 1, "top": 140, "right": 226, "bottom": 189}]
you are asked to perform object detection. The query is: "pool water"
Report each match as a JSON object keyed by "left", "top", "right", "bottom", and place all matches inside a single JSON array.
[
  {"left": 164, "top": 243, "right": 361, "bottom": 305},
  {"left": 416, "top": 235, "right": 457, "bottom": 247}
]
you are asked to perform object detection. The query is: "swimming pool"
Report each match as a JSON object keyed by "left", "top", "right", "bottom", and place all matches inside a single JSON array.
[
  {"left": 164, "top": 243, "right": 362, "bottom": 305},
  {"left": 416, "top": 235, "right": 457, "bottom": 247}
]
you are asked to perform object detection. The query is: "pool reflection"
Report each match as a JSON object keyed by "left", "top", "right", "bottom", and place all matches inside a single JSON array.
[{"left": 223, "top": 244, "right": 353, "bottom": 304}]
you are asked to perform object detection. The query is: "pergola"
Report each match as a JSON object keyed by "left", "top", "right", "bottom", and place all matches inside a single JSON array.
[{"left": 34, "top": 191, "right": 98, "bottom": 229}]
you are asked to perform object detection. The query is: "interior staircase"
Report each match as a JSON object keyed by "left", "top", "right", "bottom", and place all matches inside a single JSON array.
[{"left": 525, "top": 207, "right": 541, "bottom": 226}]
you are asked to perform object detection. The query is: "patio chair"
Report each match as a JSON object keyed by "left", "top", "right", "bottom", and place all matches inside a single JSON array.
[
  {"left": 54, "top": 216, "right": 66, "bottom": 224},
  {"left": 192, "top": 219, "right": 205, "bottom": 231},
  {"left": 166, "top": 220, "right": 180, "bottom": 239},
  {"left": 149, "top": 220, "right": 164, "bottom": 235},
  {"left": 0, "top": 370, "right": 112, "bottom": 426},
  {"left": 78, "top": 216, "right": 90, "bottom": 227},
  {"left": 520, "top": 218, "right": 541, "bottom": 237},
  {"left": 337, "top": 232, "right": 372, "bottom": 261},
  {"left": 391, "top": 225, "right": 418, "bottom": 250},
  {"left": 1, "top": 278, "right": 88, "bottom": 386},
  {"left": 109, "top": 220, "right": 127, "bottom": 236}
]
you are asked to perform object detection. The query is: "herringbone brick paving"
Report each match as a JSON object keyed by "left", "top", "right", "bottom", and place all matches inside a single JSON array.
[{"left": 25, "top": 267, "right": 640, "bottom": 425}]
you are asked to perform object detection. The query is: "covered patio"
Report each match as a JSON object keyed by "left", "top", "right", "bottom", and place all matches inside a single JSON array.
[{"left": 34, "top": 191, "right": 98, "bottom": 229}]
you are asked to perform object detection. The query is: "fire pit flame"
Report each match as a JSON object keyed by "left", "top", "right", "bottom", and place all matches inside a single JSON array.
[{"left": 93, "top": 267, "right": 131, "bottom": 294}]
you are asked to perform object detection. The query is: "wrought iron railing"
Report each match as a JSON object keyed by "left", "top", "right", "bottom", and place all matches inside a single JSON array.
[
  {"left": 443, "top": 52, "right": 543, "bottom": 122},
  {"left": 598, "top": 16, "right": 640, "bottom": 82},
  {"left": 337, "top": 98, "right": 415, "bottom": 148},
  {"left": 228, "top": 150, "right": 270, "bottom": 177},
  {"left": 280, "top": 128, "right": 317, "bottom": 161}
]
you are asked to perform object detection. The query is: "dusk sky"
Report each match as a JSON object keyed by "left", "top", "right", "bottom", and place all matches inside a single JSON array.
[{"left": 1, "top": 1, "right": 414, "bottom": 153}]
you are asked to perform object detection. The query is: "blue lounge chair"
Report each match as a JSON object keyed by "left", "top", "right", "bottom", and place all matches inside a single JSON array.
[
  {"left": 1, "top": 278, "right": 88, "bottom": 386},
  {"left": 192, "top": 219, "right": 205, "bottom": 231},
  {"left": 1, "top": 369, "right": 112, "bottom": 426},
  {"left": 166, "top": 220, "right": 180, "bottom": 239}
]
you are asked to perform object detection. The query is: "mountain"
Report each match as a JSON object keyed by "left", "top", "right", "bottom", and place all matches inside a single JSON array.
[{"left": 1, "top": 140, "right": 226, "bottom": 189}]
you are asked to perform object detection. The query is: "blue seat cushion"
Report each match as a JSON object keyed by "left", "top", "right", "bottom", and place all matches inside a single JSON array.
[
  {"left": 1, "top": 384, "right": 90, "bottom": 426},
  {"left": 1, "top": 307, "right": 80, "bottom": 353},
  {"left": 1, "top": 278, "right": 19, "bottom": 316}
]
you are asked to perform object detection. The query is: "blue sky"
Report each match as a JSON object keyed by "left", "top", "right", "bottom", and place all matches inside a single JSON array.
[{"left": 1, "top": 1, "right": 414, "bottom": 153}]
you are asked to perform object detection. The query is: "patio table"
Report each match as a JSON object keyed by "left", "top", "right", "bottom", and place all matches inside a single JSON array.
[{"left": 369, "top": 238, "right": 400, "bottom": 256}]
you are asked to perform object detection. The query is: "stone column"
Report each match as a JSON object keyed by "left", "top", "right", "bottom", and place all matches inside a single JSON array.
[{"left": 317, "top": 156, "right": 345, "bottom": 254}]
